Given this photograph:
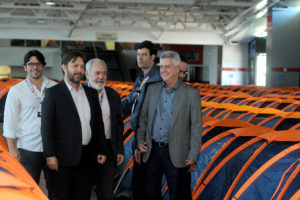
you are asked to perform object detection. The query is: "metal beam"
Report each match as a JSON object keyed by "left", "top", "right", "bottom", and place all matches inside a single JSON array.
[{"left": 68, "top": 0, "right": 95, "bottom": 37}]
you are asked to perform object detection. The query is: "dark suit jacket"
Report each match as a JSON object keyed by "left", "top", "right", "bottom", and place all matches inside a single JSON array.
[
  {"left": 105, "top": 86, "right": 124, "bottom": 165},
  {"left": 41, "top": 81, "right": 106, "bottom": 167}
]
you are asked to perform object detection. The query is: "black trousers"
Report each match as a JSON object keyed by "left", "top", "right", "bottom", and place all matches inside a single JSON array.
[
  {"left": 144, "top": 144, "right": 191, "bottom": 200},
  {"left": 95, "top": 139, "right": 114, "bottom": 200},
  {"left": 46, "top": 146, "right": 92, "bottom": 200},
  {"left": 18, "top": 148, "right": 48, "bottom": 184},
  {"left": 132, "top": 158, "right": 146, "bottom": 200}
]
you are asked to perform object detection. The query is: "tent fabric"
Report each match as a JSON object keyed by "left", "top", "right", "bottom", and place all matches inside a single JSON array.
[
  {"left": 228, "top": 141, "right": 298, "bottom": 200},
  {"left": 271, "top": 159, "right": 300, "bottom": 200},
  {"left": 192, "top": 134, "right": 235, "bottom": 192},
  {"left": 290, "top": 190, "right": 300, "bottom": 200},
  {"left": 196, "top": 139, "right": 265, "bottom": 200},
  {"left": 193, "top": 136, "right": 259, "bottom": 199},
  {"left": 0, "top": 145, "right": 48, "bottom": 200},
  {"left": 0, "top": 188, "right": 44, "bottom": 200},
  {"left": 282, "top": 173, "right": 300, "bottom": 200},
  {"left": 0, "top": 134, "right": 8, "bottom": 151},
  {"left": 233, "top": 144, "right": 300, "bottom": 200}
]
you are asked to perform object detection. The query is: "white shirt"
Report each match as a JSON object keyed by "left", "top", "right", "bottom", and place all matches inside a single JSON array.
[
  {"left": 64, "top": 80, "right": 91, "bottom": 145},
  {"left": 99, "top": 88, "right": 111, "bottom": 139},
  {"left": 3, "top": 76, "right": 57, "bottom": 152}
]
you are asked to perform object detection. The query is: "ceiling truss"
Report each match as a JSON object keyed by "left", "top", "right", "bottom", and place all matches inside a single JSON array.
[{"left": 0, "top": 0, "right": 281, "bottom": 42}]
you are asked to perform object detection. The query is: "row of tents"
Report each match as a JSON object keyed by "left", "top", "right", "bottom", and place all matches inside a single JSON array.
[{"left": 0, "top": 79, "right": 300, "bottom": 199}]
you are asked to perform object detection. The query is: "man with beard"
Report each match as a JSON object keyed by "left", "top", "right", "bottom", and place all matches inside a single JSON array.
[
  {"left": 85, "top": 58, "right": 124, "bottom": 200},
  {"left": 121, "top": 40, "right": 162, "bottom": 200},
  {"left": 41, "top": 51, "right": 107, "bottom": 200},
  {"left": 3, "top": 49, "right": 57, "bottom": 184}
]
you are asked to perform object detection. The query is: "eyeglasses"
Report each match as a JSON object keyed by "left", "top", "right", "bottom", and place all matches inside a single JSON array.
[
  {"left": 26, "top": 62, "right": 44, "bottom": 68},
  {"left": 179, "top": 70, "right": 188, "bottom": 74}
]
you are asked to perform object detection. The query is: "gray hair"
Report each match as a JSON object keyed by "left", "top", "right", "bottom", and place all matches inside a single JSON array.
[
  {"left": 159, "top": 51, "right": 181, "bottom": 67},
  {"left": 85, "top": 58, "right": 108, "bottom": 74}
]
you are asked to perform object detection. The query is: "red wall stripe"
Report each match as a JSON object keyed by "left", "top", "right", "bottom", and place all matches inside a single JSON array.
[
  {"left": 272, "top": 68, "right": 300, "bottom": 72},
  {"left": 222, "top": 68, "right": 247, "bottom": 71}
]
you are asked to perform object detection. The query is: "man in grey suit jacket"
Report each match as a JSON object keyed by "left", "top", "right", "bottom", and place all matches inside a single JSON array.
[{"left": 136, "top": 51, "right": 202, "bottom": 200}]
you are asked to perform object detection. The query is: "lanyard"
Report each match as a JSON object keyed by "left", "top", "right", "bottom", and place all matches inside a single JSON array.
[
  {"left": 25, "top": 78, "right": 45, "bottom": 104},
  {"left": 99, "top": 91, "right": 104, "bottom": 106},
  {"left": 139, "top": 75, "right": 149, "bottom": 91},
  {"left": 131, "top": 75, "right": 149, "bottom": 113}
]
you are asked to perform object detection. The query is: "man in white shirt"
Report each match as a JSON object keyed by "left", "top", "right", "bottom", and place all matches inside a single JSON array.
[
  {"left": 86, "top": 58, "right": 124, "bottom": 200},
  {"left": 41, "top": 51, "right": 107, "bottom": 200},
  {"left": 3, "top": 49, "right": 57, "bottom": 184}
]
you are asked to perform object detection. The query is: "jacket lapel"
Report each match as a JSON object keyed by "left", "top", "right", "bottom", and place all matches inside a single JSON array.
[
  {"left": 170, "top": 81, "right": 185, "bottom": 128},
  {"left": 61, "top": 81, "right": 80, "bottom": 118},
  {"left": 105, "top": 87, "right": 114, "bottom": 122},
  {"left": 83, "top": 85, "right": 95, "bottom": 119},
  {"left": 149, "top": 83, "right": 163, "bottom": 132}
]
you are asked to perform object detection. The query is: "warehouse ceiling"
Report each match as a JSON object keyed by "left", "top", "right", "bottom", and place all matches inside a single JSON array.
[{"left": 0, "top": 0, "right": 282, "bottom": 44}]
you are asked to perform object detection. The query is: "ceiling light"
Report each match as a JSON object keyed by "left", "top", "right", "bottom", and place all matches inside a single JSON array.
[
  {"left": 256, "top": 0, "right": 267, "bottom": 10},
  {"left": 46, "top": 1, "right": 55, "bottom": 6},
  {"left": 38, "top": 19, "right": 45, "bottom": 23},
  {"left": 254, "top": 30, "right": 267, "bottom": 38},
  {"left": 255, "top": 8, "right": 267, "bottom": 19}
]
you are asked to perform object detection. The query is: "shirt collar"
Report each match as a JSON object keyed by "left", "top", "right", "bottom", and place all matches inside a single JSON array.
[
  {"left": 99, "top": 87, "right": 106, "bottom": 97},
  {"left": 143, "top": 64, "right": 158, "bottom": 78},
  {"left": 163, "top": 79, "right": 181, "bottom": 91},
  {"left": 26, "top": 75, "right": 49, "bottom": 90},
  {"left": 26, "top": 75, "right": 48, "bottom": 83},
  {"left": 64, "top": 79, "right": 83, "bottom": 91}
]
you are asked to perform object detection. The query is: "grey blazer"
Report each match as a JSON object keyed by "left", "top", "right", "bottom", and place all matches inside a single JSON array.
[{"left": 136, "top": 80, "right": 202, "bottom": 168}]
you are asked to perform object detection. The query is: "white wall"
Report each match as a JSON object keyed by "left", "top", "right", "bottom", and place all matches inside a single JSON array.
[
  {"left": 222, "top": 44, "right": 248, "bottom": 85},
  {"left": 0, "top": 28, "right": 225, "bottom": 46},
  {"left": 203, "top": 46, "right": 219, "bottom": 84}
]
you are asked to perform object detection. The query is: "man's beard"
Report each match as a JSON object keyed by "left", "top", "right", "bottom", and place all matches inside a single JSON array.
[
  {"left": 90, "top": 79, "right": 105, "bottom": 91},
  {"left": 67, "top": 69, "right": 82, "bottom": 84}
]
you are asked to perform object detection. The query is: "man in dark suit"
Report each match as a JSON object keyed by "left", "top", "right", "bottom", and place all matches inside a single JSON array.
[
  {"left": 41, "top": 51, "right": 107, "bottom": 200},
  {"left": 85, "top": 58, "right": 124, "bottom": 200},
  {"left": 137, "top": 51, "right": 202, "bottom": 200}
]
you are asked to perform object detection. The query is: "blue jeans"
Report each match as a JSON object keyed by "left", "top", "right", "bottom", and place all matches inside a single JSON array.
[{"left": 144, "top": 144, "right": 191, "bottom": 200}]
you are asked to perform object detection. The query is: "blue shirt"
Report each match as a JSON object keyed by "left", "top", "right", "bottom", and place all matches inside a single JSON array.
[{"left": 152, "top": 80, "right": 181, "bottom": 143}]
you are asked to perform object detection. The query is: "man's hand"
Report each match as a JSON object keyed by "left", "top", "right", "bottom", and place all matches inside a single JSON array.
[
  {"left": 97, "top": 154, "right": 106, "bottom": 164},
  {"left": 47, "top": 157, "right": 59, "bottom": 171},
  {"left": 9, "top": 148, "right": 20, "bottom": 161},
  {"left": 186, "top": 159, "right": 196, "bottom": 172},
  {"left": 138, "top": 142, "right": 148, "bottom": 153},
  {"left": 134, "top": 149, "right": 141, "bottom": 164},
  {"left": 117, "top": 154, "right": 124, "bottom": 166},
  {"left": 7, "top": 138, "right": 20, "bottom": 161}
]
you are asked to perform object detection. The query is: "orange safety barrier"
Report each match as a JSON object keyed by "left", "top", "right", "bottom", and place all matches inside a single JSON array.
[
  {"left": 0, "top": 134, "right": 8, "bottom": 151},
  {"left": 0, "top": 145, "right": 48, "bottom": 200}
]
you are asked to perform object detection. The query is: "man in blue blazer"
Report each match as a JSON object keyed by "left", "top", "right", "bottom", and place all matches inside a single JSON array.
[
  {"left": 85, "top": 58, "right": 124, "bottom": 200},
  {"left": 41, "top": 51, "right": 107, "bottom": 200},
  {"left": 137, "top": 51, "right": 202, "bottom": 200}
]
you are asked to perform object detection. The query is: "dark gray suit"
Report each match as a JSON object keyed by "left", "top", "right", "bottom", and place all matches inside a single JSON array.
[
  {"left": 137, "top": 81, "right": 202, "bottom": 167},
  {"left": 136, "top": 80, "right": 202, "bottom": 200}
]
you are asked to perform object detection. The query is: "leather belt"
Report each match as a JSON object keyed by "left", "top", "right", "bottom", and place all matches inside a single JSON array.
[{"left": 152, "top": 140, "right": 168, "bottom": 147}]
